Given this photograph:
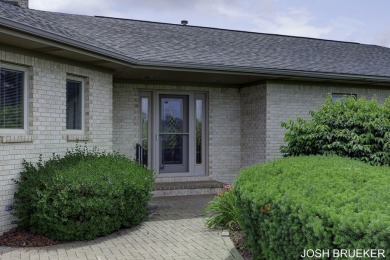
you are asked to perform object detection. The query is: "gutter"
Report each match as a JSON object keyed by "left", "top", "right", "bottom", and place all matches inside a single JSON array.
[
  {"left": 136, "top": 60, "right": 390, "bottom": 84},
  {"left": 1, "top": 16, "right": 390, "bottom": 85}
]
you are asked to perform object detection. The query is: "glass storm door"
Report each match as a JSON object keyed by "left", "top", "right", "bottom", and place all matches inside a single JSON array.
[
  {"left": 142, "top": 92, "right": 206, "bottom": 176},
  {"left": 158, "top": 95, "right": 189, "bottom": 173}
]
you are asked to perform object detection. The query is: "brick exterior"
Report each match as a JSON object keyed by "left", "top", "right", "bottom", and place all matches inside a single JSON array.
[
  {"left": 240, "top": 84, "right": 267, "bottom": 167},
  {"left": 113, "top": 80, "right": 390, "bottom": 185},
  {"left": 2, "top": 46, "right": 390, "bottom": 235},
  {"left": 112, "top": 82, "right": 241, "bottom": 185},
  {"left": 209, "top": 87, "right": 241, "bottom": 184},
  {"left": 113, "top": 84, "right": 139, "bottom": 158},
  {"left": 0, "top": 46, "right": 113, "bottom": 233},
  {"left": 266, "top": 80, "right": 390, "bottom": 160}
]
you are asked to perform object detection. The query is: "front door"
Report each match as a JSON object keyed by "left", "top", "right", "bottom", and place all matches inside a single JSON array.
[
  {"left": 158, "top": 95, "right": 189, "bottom": 173},
  {"left": 140, "top": 91, "right": 207, "bottom": 176}
]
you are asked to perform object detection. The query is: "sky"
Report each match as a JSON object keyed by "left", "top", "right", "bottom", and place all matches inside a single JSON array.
[{"left": 29, "top": 0, "right": 390, "bottom": 48}]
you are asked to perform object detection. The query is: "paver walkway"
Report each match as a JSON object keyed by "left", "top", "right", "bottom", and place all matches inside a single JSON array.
[{"left": 0, "top": 195, "right": 242, "bottom": 260}]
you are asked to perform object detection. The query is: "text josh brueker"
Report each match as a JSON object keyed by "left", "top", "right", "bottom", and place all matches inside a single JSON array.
[{"left": 301, "top": 249, "right": 386, "bottom": 258}]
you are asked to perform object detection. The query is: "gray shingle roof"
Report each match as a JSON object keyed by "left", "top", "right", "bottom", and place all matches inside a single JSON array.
[{"left": 1, "top": 1, "right": 390, "bottom": 78}]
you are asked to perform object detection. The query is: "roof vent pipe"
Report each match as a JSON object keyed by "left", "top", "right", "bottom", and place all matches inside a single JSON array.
[
  {"left": 0, "top": 0, "right": 28, "bottom": 8},
  {"left": 18, "top": 0, "right": 28, "bottom": 7},
  {"left": 181, "top": 20, "right": 188, "bottom": 26},
  {"left": 4, "top": 0, "right": 28, "bottom": 7}
]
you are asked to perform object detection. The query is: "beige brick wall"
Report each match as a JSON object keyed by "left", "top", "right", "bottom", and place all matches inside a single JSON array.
[
  {"left": 113, "top": 84, "right": 139, "bottom": 158},
  {"left": 113, "top": 82, "right": 241, "bottom": 185},
  {"left": 266, "top": 80, "right": 390, "bottom": 160},
  {"left": 240, "top": 84, "right": 267, "bottom": 168},
  {"left": 209, "top": 87, "right": 241, "bottom": 184},
  {"left": 113, "top": 80, "right": 390, "bottom": 185},
  {"left": 3, "top": 46, "right": 390, "bottom": 234},
  {"left": 0, "top": 46, "right": 113, "bottom": 233}
]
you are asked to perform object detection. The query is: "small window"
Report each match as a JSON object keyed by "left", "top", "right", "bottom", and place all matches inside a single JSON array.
[
  {"left": 0, "top": 65, "right": 27, "bottom": 133},
  {"left": 195, "top": 98, "right": 203, "bottom": 164},
  {"left": 194, "top": 93, "right": 206, "bottom": 175},
  {"left": 139, "top": 92, "right": 152, "bottom": 166},
  {"left": 66, "top": 77, "right": 84, "bottom": 131},
  {"left": 141, "top": 96, "right": 149, "bottom": 149},
  {"left": 332, "top": 93, "right": 357, "bottom": 102}
]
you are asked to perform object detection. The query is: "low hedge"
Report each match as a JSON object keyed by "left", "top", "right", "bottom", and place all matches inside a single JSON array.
[
  {"left": 13, "top": 146, "right": 154, "bottom": 241},
  {"left": 235, "top": 156, "right": 390, "bottom": 259}
]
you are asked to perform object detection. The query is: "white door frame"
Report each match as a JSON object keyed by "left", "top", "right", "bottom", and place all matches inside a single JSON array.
[{"left": 139, "top": 90, "right": 207, "bottom": 177}]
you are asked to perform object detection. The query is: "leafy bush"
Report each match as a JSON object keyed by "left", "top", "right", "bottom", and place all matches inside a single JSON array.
[
  {"left": 0, "top": 105, "right": 23, "bottom": 128},
  {"left": 13, "top": 145, "right": 155, "bottom": 241},
  {"left": 204, "top": 185, "right": 240, "bottom": 229},
  {"left": 281, "top": 96, "right": 390, "bottom": 166},
  {"left": 235, "top": 156, "right": 390, "bottom": 259}
]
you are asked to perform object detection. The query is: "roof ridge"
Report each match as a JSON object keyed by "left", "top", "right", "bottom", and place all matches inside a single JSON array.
[
  {"left": 0, "top": 2, "right": 366, "bottom": 47},
  {"left": 94, "top": 15, "right": 362, "bottom": 46}
]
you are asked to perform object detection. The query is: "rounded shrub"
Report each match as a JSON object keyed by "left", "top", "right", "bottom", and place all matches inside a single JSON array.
[
  {"left": 13, "top": 146, "right": 154, "bottom": 241},
  {"left": 281, "top": 96, "right": 390, "bottom": 166},
  {"left": 235, "top": 156, "right": 390, "bottom": 259}
]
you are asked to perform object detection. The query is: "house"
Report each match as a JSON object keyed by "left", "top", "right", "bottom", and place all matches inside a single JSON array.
[{"left": 0, "top": 0, "right": 390, "bottom": 233}]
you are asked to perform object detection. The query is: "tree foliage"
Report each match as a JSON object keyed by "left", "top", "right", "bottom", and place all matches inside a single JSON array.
[{"left": 281, "top": 95, "right": 390, "bottom": 166}]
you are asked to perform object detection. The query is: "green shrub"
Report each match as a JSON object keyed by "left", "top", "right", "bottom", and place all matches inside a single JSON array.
[
  {"left": 204, "top": 185, "right": 240, "bottom": 229},
  {"left": 235, "top": 156, "right": 390, "bottom": 259},
  {"left": 13, "top": 145, "right": 155, "bottom": 241},
  {"left": 281, "top": 96, "right": 390, "bottom": 166}
]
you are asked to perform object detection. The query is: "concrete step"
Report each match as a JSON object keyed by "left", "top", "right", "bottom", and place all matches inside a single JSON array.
[{"left": 152, "top": 180, "right": 225, "bottom": 197}]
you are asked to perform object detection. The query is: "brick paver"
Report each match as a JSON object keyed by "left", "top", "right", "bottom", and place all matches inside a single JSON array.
[{"left": 0, "top": 195, "right": 242, "bottom": 260}]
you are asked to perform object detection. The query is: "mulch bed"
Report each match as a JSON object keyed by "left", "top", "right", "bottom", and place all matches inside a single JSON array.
[
  {"left": 0, "top": 228, "right": 63, "bottom": 247},
  {"left": 229, "top": 230, "right": 252, "bottom": 260}
]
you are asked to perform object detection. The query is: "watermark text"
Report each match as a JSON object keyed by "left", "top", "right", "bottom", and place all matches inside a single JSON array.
[{"left": 301, "top": 249, "right": 386, "bottom": 258}]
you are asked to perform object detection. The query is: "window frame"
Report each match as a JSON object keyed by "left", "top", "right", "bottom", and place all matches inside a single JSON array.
[
  {"left": 66, "top": 76, "right": 85, "bottom": 134},
  {"left": 0, "top": 63, "right": 28, "bottom": 135},
  {"left": 140, "top": 90, "right": 209, "bottom": 176}
]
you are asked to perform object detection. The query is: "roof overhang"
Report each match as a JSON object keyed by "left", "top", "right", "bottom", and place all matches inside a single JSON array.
[{"left": 1, "top": 16, "right": 390, "bottom": 87}]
